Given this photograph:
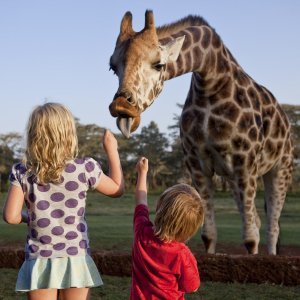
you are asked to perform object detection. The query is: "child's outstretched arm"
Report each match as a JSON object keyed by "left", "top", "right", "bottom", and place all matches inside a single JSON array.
[
  {"left": 135, "top": 157, "right": 148, "bottom": 207},
  {"left": 95, "top": 129, "right": 124, "bottom": 197}
]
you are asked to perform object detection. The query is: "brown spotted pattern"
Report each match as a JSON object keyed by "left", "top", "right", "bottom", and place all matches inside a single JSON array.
[{"left": 109, "top": 11, "right": 293, "bottom": 255}]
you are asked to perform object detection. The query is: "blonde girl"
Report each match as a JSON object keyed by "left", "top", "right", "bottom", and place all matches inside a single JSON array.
[{"left": 3, "top": 103, "right": 124, "bottom": 300}]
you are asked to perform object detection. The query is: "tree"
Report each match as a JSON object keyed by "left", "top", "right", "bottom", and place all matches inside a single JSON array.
[
  {"left": 117, "top": 134, "right": 139, "bottom": 189},
  {"left": 0, "top": 133, "right": 23, "bottom": 191},
  {"left": 76, "top": 120, "right": 106, "bottom": 164},
  {"left": 0, "top": 132, "right": 24, "bottom": 160},
  {"left": 282, "top": 104, "right": 300, "bottom": 190},
  {"left": 134, "top": 121, "right": 169, "bottom": 189},
  {"left": 166, "top": 105, "right": 191, "bottom": 186},
  {"left": 282, "top": 104, "right": 300, "bottom": 159}
]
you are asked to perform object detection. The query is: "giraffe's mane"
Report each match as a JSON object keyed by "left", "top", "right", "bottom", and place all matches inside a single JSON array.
[{"left": 156, "top": 15, "right": 213, "bottom": 38}]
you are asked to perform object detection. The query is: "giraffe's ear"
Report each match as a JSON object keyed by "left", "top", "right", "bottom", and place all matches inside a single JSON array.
[
  {"left": 164, "top": 36, "right": 185, "bottom": 62},
  {"left": 118, "top": 11, "right": 135, "bottom": 43}
]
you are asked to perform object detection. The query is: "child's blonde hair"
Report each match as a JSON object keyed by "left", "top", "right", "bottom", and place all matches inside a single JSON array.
[
  {"left": 154, "top": 183, "right": 204, "bottom": 242},
  {"left": 24, "top": 102, "right": 78, "bottom": 184}
]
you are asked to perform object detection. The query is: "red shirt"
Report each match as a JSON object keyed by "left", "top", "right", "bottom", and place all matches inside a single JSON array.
[{"left": 130, "top": 204, "right": 200, "bottom": 300}]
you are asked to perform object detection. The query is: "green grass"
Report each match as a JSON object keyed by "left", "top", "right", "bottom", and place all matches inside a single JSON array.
[
  {"left": 0, "top": 191, "right": 300, "bottom": 251},
  {"left": 1, "top": 268, "right": 300, "bottom": 300}
]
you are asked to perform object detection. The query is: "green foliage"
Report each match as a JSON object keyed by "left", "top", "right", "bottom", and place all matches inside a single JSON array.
[
  {"left": 0, "top": 132, "right": 23, "bottom": 191},
  {"left": 76, "top": 120, "right": 106, "bottom": 163},
  {"left": 135, "top": 121, "right": 170, "bottom": 188},
  {"left": 281, "top": 104, "right": 300, "bottom": 190},
  {"left": 282, "top": 104, "right": 300, "bottom": 147}
]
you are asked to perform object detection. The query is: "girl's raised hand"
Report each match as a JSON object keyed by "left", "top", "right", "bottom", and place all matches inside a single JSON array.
[{"left": 103, "top": 129, "right": 118, "bottom": 153}]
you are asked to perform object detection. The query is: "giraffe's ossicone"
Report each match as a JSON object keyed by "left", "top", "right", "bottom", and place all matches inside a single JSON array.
[{"left": 109, "top": 10, "right": 294, "bottom": 255}]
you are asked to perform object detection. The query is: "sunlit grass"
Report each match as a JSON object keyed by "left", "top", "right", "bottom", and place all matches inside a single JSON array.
[{"left": 1, "top": 191, "right": 299, "bottom": 251}]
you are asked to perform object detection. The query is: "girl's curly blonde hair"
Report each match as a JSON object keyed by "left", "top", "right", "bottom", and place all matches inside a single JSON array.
[
  {"left": 24, "top": 102, "right": 78, "bottom": 184},
  {"left": 154, "top": 183, "right": 204, "bottom": 243}
]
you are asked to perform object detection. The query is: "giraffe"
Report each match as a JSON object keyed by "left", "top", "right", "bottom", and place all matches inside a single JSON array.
[{"left": 108, "top": 11, "right": 293, "bottom": 255}]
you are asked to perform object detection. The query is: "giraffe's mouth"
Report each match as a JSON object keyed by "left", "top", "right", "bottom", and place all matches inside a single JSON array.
[{"left": 109, "top": 96, "right": 141, "bottom": 138}]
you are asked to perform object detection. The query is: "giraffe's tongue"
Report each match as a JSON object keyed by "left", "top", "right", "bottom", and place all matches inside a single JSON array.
[{"left": 117, "top": 117, "right": 133, "bottom": 139}]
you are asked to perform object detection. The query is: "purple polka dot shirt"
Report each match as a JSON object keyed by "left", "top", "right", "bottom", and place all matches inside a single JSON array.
[{"left": 9, "top": 158, "right": 102, "bottom": 260}]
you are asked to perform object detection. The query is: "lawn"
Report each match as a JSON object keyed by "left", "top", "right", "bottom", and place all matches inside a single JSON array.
[
  {"left": 0, "top": 268, "right": 299, "bottom": 300},
  {"left": 0, "top": 190, "right": 299, "bottom": 252}
]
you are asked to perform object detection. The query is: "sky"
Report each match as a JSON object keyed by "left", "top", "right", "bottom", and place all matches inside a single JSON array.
[{"left": 1, "top": 0, "right": 300, "bottom": 137}]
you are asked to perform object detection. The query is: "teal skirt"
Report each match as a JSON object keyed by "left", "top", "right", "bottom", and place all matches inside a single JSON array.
[{"left": 16, "top": 255, "right": 103, "bottom": 291}]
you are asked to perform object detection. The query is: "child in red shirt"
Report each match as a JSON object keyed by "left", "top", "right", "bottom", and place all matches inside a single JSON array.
[{"left": 131, "top": 157, "right": 204, "bottom": 300}]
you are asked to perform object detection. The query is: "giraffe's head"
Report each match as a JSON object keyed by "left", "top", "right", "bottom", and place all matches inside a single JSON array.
[{"left": 109, "top": 10, "right": 185, "bottom": 138}]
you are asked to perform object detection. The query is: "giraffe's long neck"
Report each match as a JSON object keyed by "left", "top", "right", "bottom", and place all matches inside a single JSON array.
[{"left": 159, "top": 25, "right": 235, "bottom": 94}]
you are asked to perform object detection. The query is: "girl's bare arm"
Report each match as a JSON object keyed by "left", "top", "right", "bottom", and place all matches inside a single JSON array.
[{"left": 3, "top": 185, "right": 25, "bottom": 224}]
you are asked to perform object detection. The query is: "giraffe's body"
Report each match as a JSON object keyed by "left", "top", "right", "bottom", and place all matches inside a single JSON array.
[{"left": 109, "top": 11, "right": 293, "bottom": 254}]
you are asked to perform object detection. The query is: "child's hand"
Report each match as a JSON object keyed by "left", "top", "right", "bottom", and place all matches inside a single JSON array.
[
  {"left": 103, "top": 129, "right": 118, "bottom": 153},
  {"left": 135, "top": 157, "right": 148, "bottom": 206},
  {"left": 136, "top": 157, "right": 148, "bottom": 174}
]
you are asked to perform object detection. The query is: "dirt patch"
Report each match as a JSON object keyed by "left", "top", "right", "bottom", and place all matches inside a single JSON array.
[{"left": 0, "top": 245, "right": 299, "bottom": 286}]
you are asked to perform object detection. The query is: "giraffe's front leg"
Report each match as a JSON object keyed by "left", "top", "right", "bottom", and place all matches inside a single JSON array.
[
  {"left": 200, "top": 184, "right": 217, "bottom": 254},
  {"left": 181, "top": 127, "right": 216, "bottom": 253},
  {"left": 231, "top": 175, "right": 260, "bottom": 254},
  {"left": 188, "top": 168, "right": 216, "bottom": 254}
]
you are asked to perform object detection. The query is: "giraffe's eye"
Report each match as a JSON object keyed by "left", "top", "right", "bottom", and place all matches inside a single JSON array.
[{"left": 153, "top": 63, "right": 165, "bottom": 71}]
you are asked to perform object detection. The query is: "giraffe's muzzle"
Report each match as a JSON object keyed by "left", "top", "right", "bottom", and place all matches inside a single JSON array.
[{"left": 109, "top": 96, "right": 141, "bottom": 138}]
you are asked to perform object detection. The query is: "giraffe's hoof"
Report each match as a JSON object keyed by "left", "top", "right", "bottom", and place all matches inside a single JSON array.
[
  {"left": 202, "top": 235, "right": 215, "bottom": 254},
  {"left": 276, "top": 238, "right": 281, "bottom": 255},
  {"left": 244, "top": 240, "right": 258, "bottom": 254}
]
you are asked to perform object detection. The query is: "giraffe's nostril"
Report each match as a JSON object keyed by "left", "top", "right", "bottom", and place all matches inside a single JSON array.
[{"left": 117, "top": 91, "right": 134, "bottom": 104}]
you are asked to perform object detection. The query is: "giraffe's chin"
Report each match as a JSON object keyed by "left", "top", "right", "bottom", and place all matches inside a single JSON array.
[{"left": 117, "top": 116, "right": 141, "bottom": 139}]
